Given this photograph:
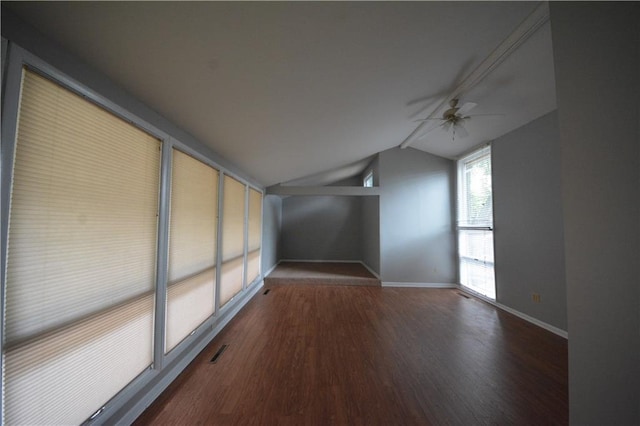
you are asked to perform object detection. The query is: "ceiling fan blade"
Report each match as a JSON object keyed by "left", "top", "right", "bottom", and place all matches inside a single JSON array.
[
  {"left": 413, "top": 117, "right": 444, "bottom": 122},
  {"left": 455, "top": 123, "right": 469, "bottom": 139},
  {"left": 417, "top": 121, "right": 448, "bottom": 140},
  {"left": 442, "top": 121, "right": 453, "bottom": 132},
  {"left": 407, "top": 90, "right": 448, "bottom": 106},
  {"left": 457, "top": 102, "right": 477, "bottom": 116}
]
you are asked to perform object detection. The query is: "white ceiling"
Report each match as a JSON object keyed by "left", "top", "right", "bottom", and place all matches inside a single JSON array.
[{"left": 6, "top": 2, "right": 557, "bottom": 187}]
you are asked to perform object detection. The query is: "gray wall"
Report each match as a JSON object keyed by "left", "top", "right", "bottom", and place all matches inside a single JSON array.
[
  {"left": 551, "top": 3, "right": 639, "bottom": 424},
  {"left": 378, "top": 147, "right": 456, "bottom": 283},
  {"left": 492, "top": 111, "right": 567, "bottom": 331},
  {"left": 329, "top": 176, "right": 361, "bottom": 186},
  {"left": 360, "top": 196, "right": 380, "bottom": 274},
  {"left": 281, "top": 196, "right": 362, "bottom": 261},
  {"left": 1, "top": 37, "right": 7, "bottom": 99},
  {"left": 261, "top": 194, "right": 282, "bottom": 275}
]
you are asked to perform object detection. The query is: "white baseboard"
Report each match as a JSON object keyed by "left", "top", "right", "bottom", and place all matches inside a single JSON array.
[
  {"left": 495, "top": 301, "right": 568, "bottom": 339},
  {"left": 359, "top": 261, "right": 380, "bottom": 279},
  {"left": 457, "top": 285, "right": 568, "bottom": 339},
  {"left": 382, "top": 282, "right": 457, "bottom": 288},
  {"left": 263, "top": 262, "right": 280, "bottom": 278}
]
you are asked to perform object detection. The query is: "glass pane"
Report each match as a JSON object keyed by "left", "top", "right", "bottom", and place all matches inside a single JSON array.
[{"left": 459, "top": 229, "right": 495, "bottom": 299}]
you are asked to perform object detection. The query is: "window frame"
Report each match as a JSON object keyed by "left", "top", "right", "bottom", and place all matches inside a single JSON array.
[
  {"left": 1, "top": 48, "right": 172, "bottom": 425},
  {"left": 456, "top": 144, "right": 496, "bottom": 300},
  {"left": 363, "top": 171, "right": 374, "bottom": 187},
  {"left": 0, "top": 44, "right": 266, "bottom": 425}
]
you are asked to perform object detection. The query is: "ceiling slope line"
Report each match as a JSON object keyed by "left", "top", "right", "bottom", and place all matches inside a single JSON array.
[{"left": 400, "top": 1, "right": 550, "bottom": 150}]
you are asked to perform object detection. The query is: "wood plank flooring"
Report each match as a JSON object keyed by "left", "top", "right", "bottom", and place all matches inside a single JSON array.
[{"left": 134, "top": 285, "right": 568, "bottom": 425}]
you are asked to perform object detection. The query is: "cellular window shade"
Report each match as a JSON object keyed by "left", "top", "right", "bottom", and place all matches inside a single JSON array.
[
  {"left": 166, "top": 149, "right": 218, "bottom": 352},
  {"left": 246, "top": 188, "right": 262, "bottom": 285},
  {"left": 3, "top": 69, "right": 159, "bottom": 423},
  {"left": 220, "top": 176, "right": 246, "bottom": 306}
]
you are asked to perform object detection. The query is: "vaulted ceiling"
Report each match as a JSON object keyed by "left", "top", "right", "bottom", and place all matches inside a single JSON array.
[{"left": 5, "top": 2, "right": 557, "bottom": 186}]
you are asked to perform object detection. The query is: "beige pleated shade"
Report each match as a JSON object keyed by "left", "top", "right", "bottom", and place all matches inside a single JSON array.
[
  {"left": 3, "top": 295, "right": 155, "bottom": 425},
  {"left": 246, "top": 250, "right": 261, "bottom": 287},
  {"left": 222, "top": 176, "right": 246, "bottom": 261},
  {"left": 165, "top": 149, "right": 218, "bottom": 352},
  {"left": 246, "top": 188, "right": 262, "bottom": 284},
  {"left": 220, "top": 256, "right": 244, "bottom": 306},
  {"left": 220, "top": 176, "right": 246, "bottom": 305},
  {"left": 3, "top": 68, "right": 159, "bottom": 423},
  {"left": 248, "top": 188, "right": 262, "bottom": 252}
]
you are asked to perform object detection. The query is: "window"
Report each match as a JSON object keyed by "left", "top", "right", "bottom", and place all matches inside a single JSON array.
[
  {"left": 363, "top": 172, "right": 374, "bottom": 187},
  {"left": 220, "top": 175, "right": 246, "bottom": 306},
  {"left": 457, "top": 145, "right": 495, "bottom": 299},
  {"left": 3, "top": 69, "right": 160, "bottom": 424},
  {"left": 246, "top": 188, "right": 263, "bottom": 285},
  {"left": 2, "top": 53, "right": 267, "bottom": 425},
  {"left": 165, "top": 149, "right": 218, "bottom": 353}
]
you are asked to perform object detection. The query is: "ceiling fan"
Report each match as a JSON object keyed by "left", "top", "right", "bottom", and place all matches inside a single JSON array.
[{"left": 414, "top": 98, "right": 501, "bottom": 141}]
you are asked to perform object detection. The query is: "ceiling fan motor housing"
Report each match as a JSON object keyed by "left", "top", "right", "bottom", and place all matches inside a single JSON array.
[
  {"left": 443, "top": 98, "right": 460, "bottom": 121},
  {"left": 443, "top": 107, "right": 460, "bottom": 122}
]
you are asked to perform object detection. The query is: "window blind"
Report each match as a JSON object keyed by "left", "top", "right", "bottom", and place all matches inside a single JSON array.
[
  {"left": 220, "top": 176, "right": 246, "bottom": 306},
  {"left": 165, "top": 149, "right": 218, "bottom": 353},
  {"left": 457, "top": 145, "right": 493, "bottom": 228},
  {"left": 246, "top": 188, "right": 262, "bottom": 285},
  {"left": 3, "top": 69, "right": 160, "bottom": 424}
]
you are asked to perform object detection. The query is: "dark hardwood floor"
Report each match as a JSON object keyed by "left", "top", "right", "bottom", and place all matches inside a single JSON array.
[{"left": 134, "top": 285, "right": 568, "bottom": 425}]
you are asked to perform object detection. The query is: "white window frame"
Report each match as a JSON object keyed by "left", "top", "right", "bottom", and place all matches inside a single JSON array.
[{"left": 456, "top": 144, "right": 496, "bottom": 300}]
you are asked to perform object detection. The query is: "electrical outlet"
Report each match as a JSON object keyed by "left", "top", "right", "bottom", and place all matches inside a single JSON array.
[{"left": 532, "top": 293, "right": 541, "bottom": 303}]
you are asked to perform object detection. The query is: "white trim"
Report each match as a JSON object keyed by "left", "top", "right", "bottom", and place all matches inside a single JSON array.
[
  {"left": 457, "top": 286, "right": 568, "bottom": 339},
  {"left": 263, "top": 261, "right": 280, "bottom": 278},
  {"left": 496, "top": 301, "right": 568, "bottom": 339},
  {"left": 359, "top": 261, "right": 380, "bottom": 279},
  {"left": 382, "top": 282, "right": 457, "bottom": 288}
]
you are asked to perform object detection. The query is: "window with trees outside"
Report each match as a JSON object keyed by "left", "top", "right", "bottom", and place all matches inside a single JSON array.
[{"left": 457, "top": 145, "right": 495, "bottom": 299}]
